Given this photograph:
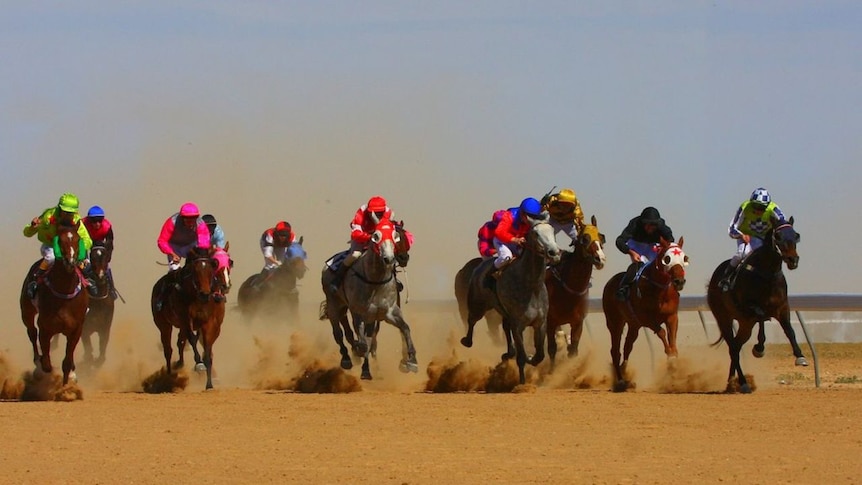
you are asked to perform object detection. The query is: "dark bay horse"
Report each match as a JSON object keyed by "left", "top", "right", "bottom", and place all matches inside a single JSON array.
[
  {"left": 237, "top": 238, "right": 307, "bottom": 322},
  {"left": 321, "top": 219, "right": 418, "bottom": 379},
  {"left": 151, "top": 247, "right": 225, "bottom": 389},
  {"left": 601, "top": 237, "right": 688, "bottom": 392},
  {"left": 545, "top": 216, "right": 606, "bottom": 370},
  {"left": 460, "top": 214, "right": 562, "bottom": 385},
  {"left": 19, "top": 221, "right": 90, "bottom": 385},
  {"left": 454, "top": 257, "right": 505, "bottom": 346},
  {"left": 707, "top": 219, "right": 801, "bottom": 393},
  {"left": 81, "top": 243, "right": 115, "bottom": 367}
]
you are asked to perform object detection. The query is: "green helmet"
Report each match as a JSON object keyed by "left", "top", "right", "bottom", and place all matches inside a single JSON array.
[{"left": 58, "top": 193, "right": 79, "bottom": 212}]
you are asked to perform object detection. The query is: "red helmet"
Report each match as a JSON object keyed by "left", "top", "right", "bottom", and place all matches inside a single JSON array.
[
  {"left": 367, "top": 196, "right": 387, "bottom": 213},
  {"left": 275, "top": 221, "right": 291, "bottom": 236}
]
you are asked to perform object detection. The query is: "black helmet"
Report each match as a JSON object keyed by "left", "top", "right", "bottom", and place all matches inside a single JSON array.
[
  {"left": 639, "top": 207, "right": 662, "bottom": 225},
  {"left": 202, "top": 214, "right": 217, "bottom": 228}
]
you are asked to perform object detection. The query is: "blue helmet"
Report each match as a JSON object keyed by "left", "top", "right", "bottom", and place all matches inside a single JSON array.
[
  {"left": 87, "top": 205, "right": 105, "bottom": 218},
  {"left": 519, "top": 197, "right": 542, "bottom": 218},
  {"left": 750, "top": 187, "right": 771, "bottom": 206}
]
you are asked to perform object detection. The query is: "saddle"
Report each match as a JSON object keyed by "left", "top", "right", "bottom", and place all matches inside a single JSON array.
[{"left": 324, "top": 250, "right": 350, "bottom": 272}]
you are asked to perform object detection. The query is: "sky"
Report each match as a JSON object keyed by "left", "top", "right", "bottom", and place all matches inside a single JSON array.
[{"left": 1, "top": 1, "right": 860, "bottom": 320}]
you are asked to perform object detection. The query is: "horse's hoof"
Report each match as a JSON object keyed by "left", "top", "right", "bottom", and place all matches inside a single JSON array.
[
  {"left": 459, "top": 337, "right": 472, "bottom": 348},
  {"left": 361, "top": 371, "right": 372, "bottom": 380},
  {"left": 612, "top": 380, "right": 628, "bottom": 393},
  {"left": 194, "top": 363, "right": 206, "bottom": 372},
  {"left": 740, "top": 383, "right": 752, "bottom": 394},
  {"left": 340, "top": 359, "right": 353, "bottom": 370},
  {"left": 795, "top": 357, "right": 809, "bottom": 367},
  {"left": 500, "top": 352, "right": 512, "bottom": 361},
  {"left": 69, "top": 371, "right": 78, "bottom": 383},
  {"left": 399, "top": 360, "right": 419, "bottom": 374},
  {"left": 752, "top": 345, "right": 765, "bottom": 359}
]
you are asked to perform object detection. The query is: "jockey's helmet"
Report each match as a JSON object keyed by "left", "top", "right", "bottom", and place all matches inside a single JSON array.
[
  {"left": 519, "top": 197, "right": 542, "bottom": 218},
  {"left": 367, "top": 196, "right": 387, "bottom": 213},
  {"left": 750, "top": 187, "right": 770, "bottom": 206},
  {"left": 179, "top": 202, "right": 201, "bottom": 217},
  {"left": 556, "top": 188, "right": 577, "bottom": 205},
  {"left": 58, "top": 193, "right": 79, "bottom": 213},
  {"left": 275, "top": 221, "right": 291, "bottom": 236},
  {"left": 87, "top": 205, "right": 105, "bottom": 218},
  {"left": 202, "top": 214, "right": 217, "bottom": 228},
  {"left": 640, "top": 207, "right": 662, "bottom": 225}
]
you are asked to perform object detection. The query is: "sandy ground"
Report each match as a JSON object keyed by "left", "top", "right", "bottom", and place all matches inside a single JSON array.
[{"left": 1, "top": 300, "right": 861, "bottom": 484}]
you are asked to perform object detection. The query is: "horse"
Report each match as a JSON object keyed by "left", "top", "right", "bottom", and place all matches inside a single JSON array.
[
  {"left": 454, "top": 257, "right": 506, "bottom": 346},
  {"left": 707, "top": 219, "right": 801, "bottom": 393},
  {"left": 545, "top": 216, "right": 606, "bottom": 371},
  {"left": 80, "top": 243, "right": 115, "bottom": 368},
  {"left": 19, "top": 221, "right": 90, "bottom": 385},
  {"left": 321, "top": 218, "right": 418, "bottom": 379},
  {"left": 151, "top": 247, "right": 225, "bottom": 389},
  {"left": 601, "top": 237, "right": 688, "bottom": 392},
  {"left": 459, "top": 214, "right": 562, "bottom": 385},
  {"left": 237, "top": 238, "right": 307, "bottom": 322},
  {"left": 341, "top": 221, "right": 413, "bottom": 379}
]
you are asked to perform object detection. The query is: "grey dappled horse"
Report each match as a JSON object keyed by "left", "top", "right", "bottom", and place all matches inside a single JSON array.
[
  {"left": 459, "top": 214, "right": 562, "bottom": 385},
  {"left": 321, "top": 219, "right": 418, "bottom": 377}
]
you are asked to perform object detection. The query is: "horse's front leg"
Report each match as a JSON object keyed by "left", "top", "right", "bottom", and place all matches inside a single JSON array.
[
  {"left": 752, "top": 321, "right": 767, "bottom": 358},
  {"left": 510, "top": 323, "right": 528, "bottom": 385},
  {"left": 528, "top": 319, "right": 546, "bottom": 367},
  {"left": 386, "top": 307, "right": 418, "bottom": 374},
  {"left": 26, "top": 324, "right": 40, "bottom": 367},
  {"left": 328, "top": 316, "right": 353, "bottom": 370},
  {"left": 37, "top": 323, "right": 54, "bottom": 375},
  {"left": 777, "top": 312, "right": 808, "bottom": 366},
  {"left": 501, "top": 319, "right": 516, "bottom": 362},
  {"left": 62, "top": 327, "right": 83, "bottom": 385},
  {"left": 174, "top": 329, "right": 188, "bottom": 370},
  {"left": 729, "top": 321, "right": 755, "bottom": 393},
  {"left": 187, "top": 326, "right": 205, "bottom": 371}
]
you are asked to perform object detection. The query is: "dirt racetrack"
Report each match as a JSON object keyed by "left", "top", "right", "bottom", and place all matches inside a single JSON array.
[{"left": 1, "top": 302, "right": 861, "bottom": 484}]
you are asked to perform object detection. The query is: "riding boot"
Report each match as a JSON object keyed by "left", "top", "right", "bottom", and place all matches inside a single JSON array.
[
  {"left": 328, "top": 263, "right": 350, "bottom": 294},
  {"left": 718, "top": 264, "right": 736, "bottom": 292},
  {"left": 154, "top": 270, "right": 179, "bottom": 311},
  {"left": 27, "top": 264, "right": 49, "bottom": 300},
  {"left": 615, "top": 262, "right": 640, "bottom": 301},
  {"left": 82, "top": 265, "right": 99, "bottom": 298}
]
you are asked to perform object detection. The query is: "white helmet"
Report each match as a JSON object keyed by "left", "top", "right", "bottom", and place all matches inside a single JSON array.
[{"left": 750, "top": 187, "right": 771, "bottom": 205}]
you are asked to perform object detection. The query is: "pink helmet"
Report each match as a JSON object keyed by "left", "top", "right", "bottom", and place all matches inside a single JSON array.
[{"left": 179, "top": 202, "right": 200, "bottom": 217}]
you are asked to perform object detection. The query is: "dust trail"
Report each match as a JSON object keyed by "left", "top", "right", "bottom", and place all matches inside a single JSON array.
[{"left": 20, "top": 371, "right": 83, "bottom": 401}]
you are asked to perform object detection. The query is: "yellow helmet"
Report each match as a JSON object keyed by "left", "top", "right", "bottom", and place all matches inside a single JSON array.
[
  {"left": 557, "top": 188, "right": 577, "bottom": 204},
  {"left": 58, "top": 193, "right": 79, "bottom": 212}
]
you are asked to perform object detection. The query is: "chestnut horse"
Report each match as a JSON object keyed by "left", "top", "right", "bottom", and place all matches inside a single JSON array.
[
  {"left": 460, "top": 214, "right": 562, "bottom": 385},
  {"left": 151, "top": 247, "right": 225, "bottom": 389},
  {"left": 19, "top": 221, "right": 90, "bottom": 385},
  {"left": 81, "top": 243, "right": 115, "bottom": 367},
  {"left": 321, "top": 218, "right": 418, "bottom": 379},
  {"left": 601, "top": 237, "right": 688, "bottom": 392},
  {"left": 545, "top": 216, "right": 606, "bottom": 371},
  {"left": 707, "top": 219, "right": 801, "bottom": 393},
  {"left": 237, "top": 238, "right": 307, "bottom": 322}
]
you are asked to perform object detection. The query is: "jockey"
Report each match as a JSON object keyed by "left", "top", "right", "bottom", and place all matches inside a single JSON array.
[
  {"left": 491, "top": 197, "right": 543, "bottom": 273},
  {"left": 253, "top": 220, "right": 296, "bottom": 288},
  {"left": 614, "top": 206, "right": 675, "bottom": 300},
  {"left": 476, "top": 209, "right": 510, "bottom": 258},
  {"left": 202, "top": 214, "right": 227, "bottom": 249},
  {"left": 541, "top": 188, "right": 585, "bottom": 245},
  {"left": 718, "top": 187, "right": 789, "bottom": 291},
  {"left": 328, "top": 195, "right": 392, "bottom": 293},
  {"left": 23, "top": 193, "right": 93, "bottom": 299},
  {"left": 156, "top": 202, "right": 211, "bottom": 271},
  {"left": 82, "top": 205, "right": 118, "bottom": 299}
]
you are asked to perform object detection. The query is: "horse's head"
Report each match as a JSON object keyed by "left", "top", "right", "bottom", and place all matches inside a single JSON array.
[
  {"left": 394, "top": 221, "right": 412, "bottom": 267},
  {"left": 528, "top": 213, "right": 562, "bottom": 264},
  {"left": 89, "top": 244, "right": 110, "bottom": 280},
  {"left": 186, "top": 246, "right": 217, "bottom": 302},
  {"left": 369, "top": 218, "right": 399, "bottom": 266},
  {"left": 773, "top": 217, "right": 800, "bottom": 270},
  {"left": 283, "top": 237, "right": 308, "bottom": 279},
  {"left": 576, "top": 215, "right": 606, "bottom": 269},
  {"left": 656, "top": 236, "right": 689, "bottom": 291},
  {"left": 53, "top": 221, "right": 83, "bottom": 272},
  {"left": 213, "top": 242, "right": 233, "bottom": 293}
]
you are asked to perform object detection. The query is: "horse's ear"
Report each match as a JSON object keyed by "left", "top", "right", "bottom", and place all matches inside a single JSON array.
[
  {"left": 678, "top": 236, "right": 684, "bottom": 247},
  {"left": 298, "top": 236, "right": 304, "bottom": 245},
  {"left": 789, "top": 216, "right": 794, "bottom": 225},
  {"left": 224, "top": 241, "right": 230, "bottom": 252},
  {"left": 591, "top": 215, "right": 597, "bottom": 226}
]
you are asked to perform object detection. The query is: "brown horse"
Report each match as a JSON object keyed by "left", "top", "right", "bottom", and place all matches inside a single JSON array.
[
  {"left": 601, "top": 237, "right": 688, "bottom": 392},
  {"left": 237, "top": 238, "right": 306, "bottom": 322},
  {"left": 151, "top": 247, "right": 225, "bottom": 389},
  {"left": 707, "top": 220, "right": 800, "bottom": 393},
  {"left": 19, "top": 221, "right": 90, "bottom": 385},
  {"left": 545, "top": 216, "right": 606, "bottom": 371},
  {"left": 81, "top": 243, "right": 115, "bottom": 367}
]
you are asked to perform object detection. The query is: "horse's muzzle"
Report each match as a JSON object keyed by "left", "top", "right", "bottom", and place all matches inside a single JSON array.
[
  {"left": 673, "top": 278, "right": 686, "bottom": 292},
  {"left": 785, "top": 256, "right": 799, "bottom": 270}
]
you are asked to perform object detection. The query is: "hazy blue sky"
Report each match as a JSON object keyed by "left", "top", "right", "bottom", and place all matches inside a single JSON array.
[{"left": 1, "top": 2, "right": 859, "bottom": 310}]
